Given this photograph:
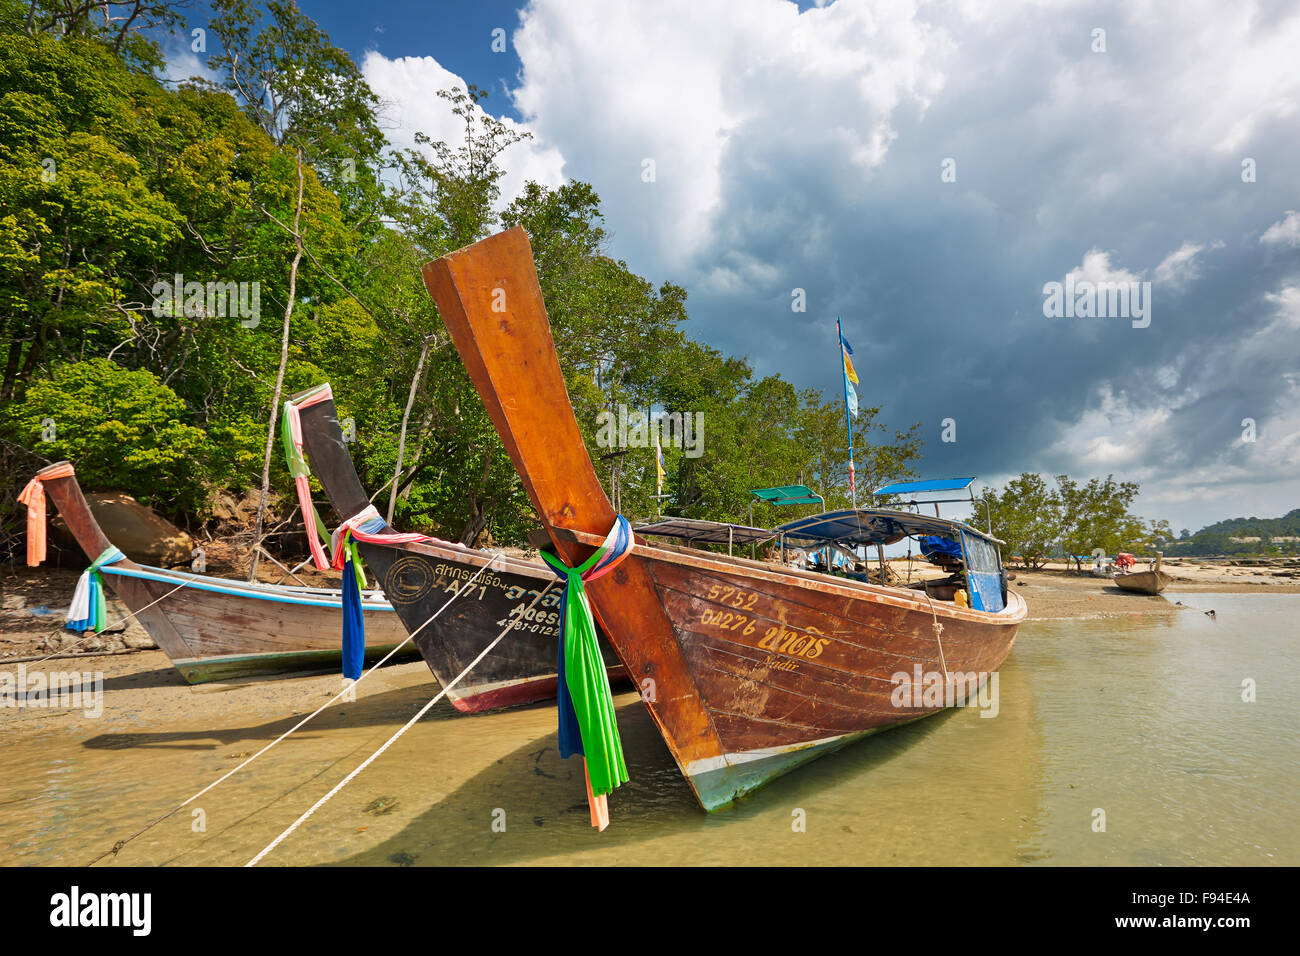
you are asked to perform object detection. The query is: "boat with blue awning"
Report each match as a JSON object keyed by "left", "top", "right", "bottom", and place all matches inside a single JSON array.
[{"left": 427, "top": 226, "right": 1028, "bottom": 813}]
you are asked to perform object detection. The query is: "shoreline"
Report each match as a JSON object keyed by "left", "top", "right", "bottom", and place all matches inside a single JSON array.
[{"left": 5, "top": 558, "right": 1299, "bottom": 661}]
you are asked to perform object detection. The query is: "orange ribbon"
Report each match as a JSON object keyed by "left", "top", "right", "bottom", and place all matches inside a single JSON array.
[{"left": 17, "top": 463, "right": 75, "bottom": 567}]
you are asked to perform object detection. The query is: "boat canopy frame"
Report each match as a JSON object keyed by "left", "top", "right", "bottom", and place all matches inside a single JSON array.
[
  {"left": 774, "top": 507, "right": 1009, "bottom": 612},
  {"left": 775, "top": 508, "right": 1005, "bottom": 552},
  {"left": 634, "top": 517, "right": 776, "bottom": 556},
  {"left": 872, "top": 476, "right": 992, "bottom": 533}
]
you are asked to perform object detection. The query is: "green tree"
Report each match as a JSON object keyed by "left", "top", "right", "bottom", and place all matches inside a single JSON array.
[
  {"left": 205, "top": 0, "right": 384, "bottom": 220},
  {"left": 976, "top": 473, "right": 1060, "bottom": 568},
  {"left": 1, "top": 358, "right": 216, "bottom": 517}
]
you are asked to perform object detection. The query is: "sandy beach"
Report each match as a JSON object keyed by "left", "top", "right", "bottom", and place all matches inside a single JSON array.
[{"left": 2, "top": 554, "right": 1296, "bottom": 867}]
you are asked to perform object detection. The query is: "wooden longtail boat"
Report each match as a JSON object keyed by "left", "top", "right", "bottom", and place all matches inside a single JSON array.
[
  {"left": 22, "top": 462, "right": 417, "bottom": 683},
  {"left": 1113, "top": 552, "right": 1171, "bottom": 595},
  {"left": 286, "top": 385, "right": 627, "bottom": 713},
  {"left": 423, "top": 227, "right": 1028, "bottom": 811}
]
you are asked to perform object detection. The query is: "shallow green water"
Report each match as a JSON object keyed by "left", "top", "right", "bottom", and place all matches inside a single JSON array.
[{"left": 4, "top": 594, "right": 1296, "bottom": 866}]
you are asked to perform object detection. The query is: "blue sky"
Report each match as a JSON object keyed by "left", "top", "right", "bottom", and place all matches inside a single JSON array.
[
  {"left": 185, "top": 1, "right": 1300, "bottom": 533},
  {"left": 300, "top": 1, "right": 529, "bottom": 117}
]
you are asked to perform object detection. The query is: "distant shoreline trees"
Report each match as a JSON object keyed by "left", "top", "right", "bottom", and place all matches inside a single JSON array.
[{"left": 977, "top": 473, "right": 1172, "bottom": 569}]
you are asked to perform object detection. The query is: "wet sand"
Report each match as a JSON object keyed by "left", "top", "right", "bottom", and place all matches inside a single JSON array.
[
  {"left": 4, "top": 595, "right": 1296, "bottom": 867},
  {"left": 2, "top": 559, "right": 1296, "bottom": 866}
]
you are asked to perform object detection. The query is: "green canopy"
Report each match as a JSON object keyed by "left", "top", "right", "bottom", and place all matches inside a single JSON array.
[{"left": 749, "top": 485, "right": 823, "bottom": 507}]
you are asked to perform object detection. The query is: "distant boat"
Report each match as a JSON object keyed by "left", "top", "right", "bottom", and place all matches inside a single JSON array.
[
  {"left": 286, "top": 384, "right": 627, "bottom": 713},
  {"left": 1113, "top": 551, "right": 1172, "bottom": 595},
  {"left": 423, "top": 226, "right": 1028, "bottom": 811},
  {"left": 22, "top": 462, "right": 417, "bottom": 683}
]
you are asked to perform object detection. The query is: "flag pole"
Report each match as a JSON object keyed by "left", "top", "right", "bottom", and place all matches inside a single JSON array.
[{"left": 838, "top": 316, "right": 857, "bottom": 510}]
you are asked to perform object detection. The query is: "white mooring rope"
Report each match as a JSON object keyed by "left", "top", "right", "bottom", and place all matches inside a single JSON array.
[
  {"left": 86, "top": 554, "right": 500, "bottom": 866},
  {"left": 30, "top": 578, "right": 193, "bottom": 666},
  {"left": 245, "top": 578, "right": 557, "bottom": 867}
]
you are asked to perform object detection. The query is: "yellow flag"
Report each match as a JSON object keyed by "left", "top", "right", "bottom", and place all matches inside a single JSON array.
[
  {"left": 654, "top": 429, "right": 665, "bottom": 496},
  {"left": 843, "top": 349, "right": 859, "bottom": 385}
]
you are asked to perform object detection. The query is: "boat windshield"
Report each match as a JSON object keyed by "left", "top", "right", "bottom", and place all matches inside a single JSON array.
[{"left": 774, "top": 508, "right": 1007, "bottom": 612}]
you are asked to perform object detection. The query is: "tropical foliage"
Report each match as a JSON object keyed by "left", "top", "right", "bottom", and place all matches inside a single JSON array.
[{"left": 0, "top": 2, "right": 923, "bottom": 563}]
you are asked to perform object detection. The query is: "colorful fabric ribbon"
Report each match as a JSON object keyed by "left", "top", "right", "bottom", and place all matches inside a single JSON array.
[
  {"left": 539, "top": 516, "right": 635, "bottom": 830},
  {"left": 329, "top": 506, "right": 439, "bottom": 681},
  {"left": 67, "top": 546, "right": 125, "bottom": 633},
  {"left": 17, "top": 462, "right": 76, "bottom": 566},
  {"left": 281, "top": 385, "right": 336, "bottom": 571},
  {"left": 329, "top": 504, "right": 453, "bottom": 568},
  {"left": 340, "top": 534, "right": 366, "bottom": 680}
]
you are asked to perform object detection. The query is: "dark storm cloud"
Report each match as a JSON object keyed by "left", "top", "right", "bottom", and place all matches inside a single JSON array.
[{"left": 506, "top": 0, "right": 1299, "bottom": 528}]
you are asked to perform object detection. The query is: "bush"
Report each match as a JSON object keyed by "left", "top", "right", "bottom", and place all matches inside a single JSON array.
[{"left": 1, "top": 358, "right": 212, "bottom": 519}]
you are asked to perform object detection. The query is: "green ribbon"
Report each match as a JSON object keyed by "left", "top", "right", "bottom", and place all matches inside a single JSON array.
[
  {"left": 343, "top": 534, "right": 366, "bottom": 591},
  {"left": 539, "top": 547, "right": 629, "bottom": 798}
]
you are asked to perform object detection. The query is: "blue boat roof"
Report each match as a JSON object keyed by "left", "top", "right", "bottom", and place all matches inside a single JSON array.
[
  {"left": 775, "top": 508, "right": 1003, "bottom": 548},
  {"left": 875, "top": 477, "right": 976, "bottom": 495}
]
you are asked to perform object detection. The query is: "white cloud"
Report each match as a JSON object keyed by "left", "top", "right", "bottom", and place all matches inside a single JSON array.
[
  {"left": 1260, "top": 210, "right": 1300, "bottom": 248},
  {"left": 360, "top": 51, "right": 565, "bottom": 208},
  {"left": 160, "top": 35, "right": 220, "bottom": 86},
  {"left": 1045, "top": 280, "right": 1300, "bottom": 529},
  {"left": 1153, "top": 240, "right": 1221, "bottom": 287},
  {"left": 1066, "top": 248, "right": 1143, "bottom": 287},
  {"left": 511, "top": 0, "right": 950, "bottom": 272}
]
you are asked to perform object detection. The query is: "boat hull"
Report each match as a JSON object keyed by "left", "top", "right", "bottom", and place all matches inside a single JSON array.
[
  {"left": 351, "top": 538, "right": 628, "bottom": 713},
  {"left": 632, "top": 545, "right": 1022, "bottom": 808},
  {"left": 424, "top": 226, "right": 1027, "bottom": 809},
  {"left": 1113, "top": 570, "right": 1171, "bottom": 595},
  {"left": 100, "top": 566, "right": 417, "bottom": 683},
  {"left": 32, "top": 465, "right": 419, "bottom": 684}
]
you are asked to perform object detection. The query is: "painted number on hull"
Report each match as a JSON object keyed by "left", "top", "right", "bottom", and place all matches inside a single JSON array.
[
  {"left": 434, "top": 572, "right": 486, "bottom": 601},
  {"left": 701, "top": 607, "right": 758, "bottom": 635},
  {"left": 495, "top": 602, "right": 560, "bottom": 637},
  {"left": 707, "top": 584, "right": 758, "bottom": 610},
  {"left": 700, "top": 582, "right": 831, "bottom": 660}
]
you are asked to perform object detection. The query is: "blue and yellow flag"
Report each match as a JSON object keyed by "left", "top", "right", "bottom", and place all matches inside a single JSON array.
[
  {"left": 654, "top": 428, "right": 666, "bottom": 498},
  {"left": 841, "top": 332, "right": 859, "bottom": 418}
]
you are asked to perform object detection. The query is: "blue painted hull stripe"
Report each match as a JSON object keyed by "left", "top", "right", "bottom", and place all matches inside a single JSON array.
[{"left": 102, "top": 565, "right": 395, "bottom": 612}]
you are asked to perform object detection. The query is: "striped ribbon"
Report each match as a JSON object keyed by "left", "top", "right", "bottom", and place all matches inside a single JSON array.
[
  {"left": 67, "top": 546, "right": 125, "bottom": 633},
  {"left": 329, "top": 505, "right": 451, "bottom": 571},
  {"left": 17, "top": 462, "right": 76, "bottom": 566},
  {"left": 539, "top": 516, "right": 634, "bottom": 830},
  {"left": 281, "top": 385, "right": 335, "bottom": 571}
]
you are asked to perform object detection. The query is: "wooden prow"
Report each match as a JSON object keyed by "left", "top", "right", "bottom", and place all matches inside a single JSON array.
[
  {"left": 421, "top": 227, "right": 614, "bottom": 569},
  {"left": 31, "top": 461, "right": 141, "bottom": 571},
  {"left": 26, "top": 462, "right": 193, "bottom": 660},
  {"left": 289, "top": 388, "right": 384, "bottom": 528},
  {"left": 423, "top": 227, "right": 725, "bottom": 786}
]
